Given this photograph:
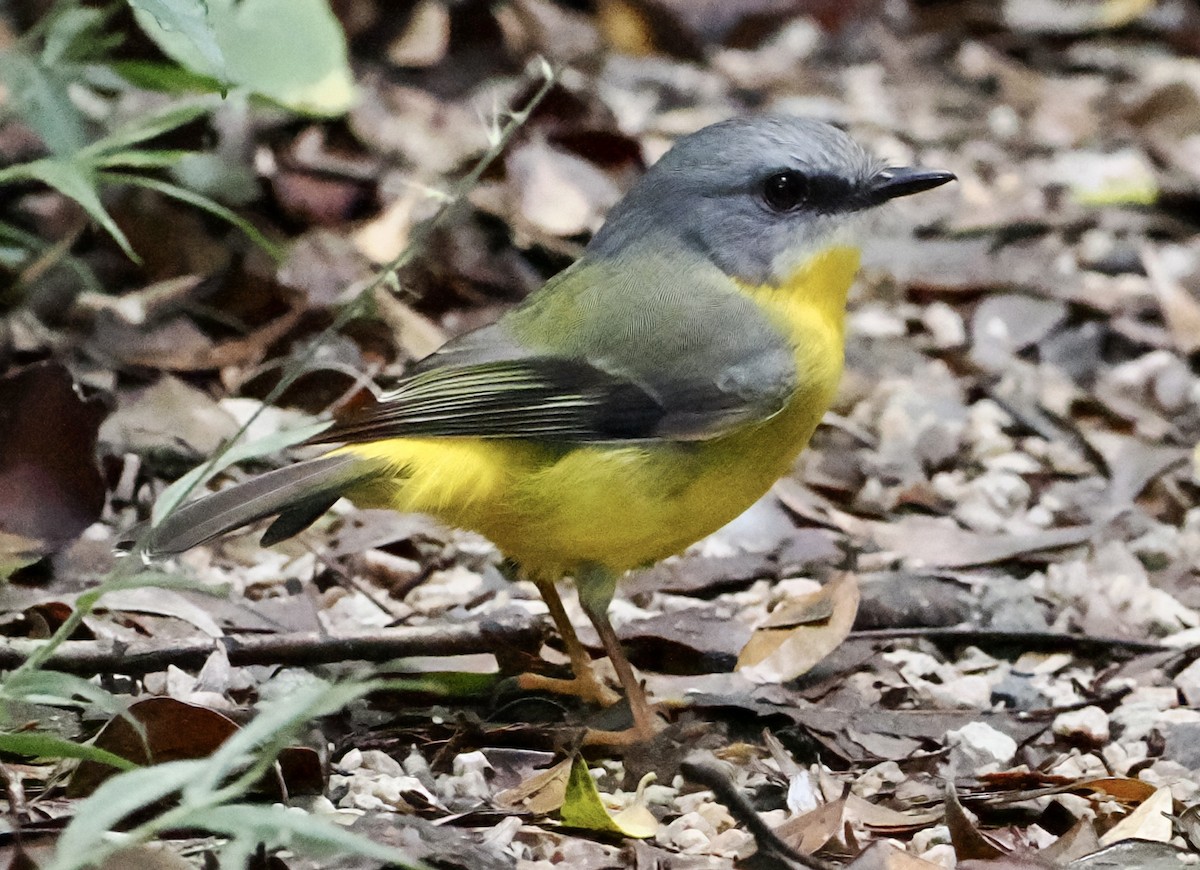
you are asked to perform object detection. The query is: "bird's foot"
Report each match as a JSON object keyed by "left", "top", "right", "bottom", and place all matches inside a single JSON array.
[
  {"left": 581, "top": 713, "right": 667, "bottom": 748},
  {"left": 517, "top": 670, "right": 622, "bottom": 708}
]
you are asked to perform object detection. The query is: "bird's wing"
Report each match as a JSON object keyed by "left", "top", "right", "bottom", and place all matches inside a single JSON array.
[
  {"left": 310, "top": 356, "right": 666, "bottom": 443},
  {"left": 311, "top": 250, "right": 798, "bottom": 445}
]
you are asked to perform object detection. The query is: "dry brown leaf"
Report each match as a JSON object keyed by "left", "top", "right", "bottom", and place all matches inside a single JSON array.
[
  {"left": 493, "top": 756, "right": 572, "bottom": 815},
  {"left": 98, "top": 588, "right": 224, "bottom": 638},
  {"left": 1142, "top": 245, "right": 1200, "bottom": 355},
  {"left": 348, "top": 80, "right": 490, "bottom": 174},
  {"left": 774, "top": 796, "right": 846, "bottom": 855},
  {"left": 99, "top": 376, "right": 240, "bottom": 459},
  {"left": 354, "top": 193, "right": 419, "bottom": 265},
  {"left": 845, "top": 794, "right": 942, "bottom": 830},
  {"left": 387, "top": 0, "right": 450, "bottom": 67},
  {"left": 595, "top": 0, "right": 657, "bottom": 55},
  {"left": 0, "top": 361, "right": 108, "bottom": 556},
  {"left": 68, "top": 697, "right": 240, "bottom": 797},
  {"left": 958, "top": 858, "right": 1056, "bottom": 869},
  {"left": 1064, "top": 840, "right": 1193, "bottom": 867},
  {"left": 498, "top": 0, "right": 602, "bottom": 63},
  {"left": 868, "top": 516, "right": 1093, "bottom": 569},
  {"left": 846, "top": 842, "right": 945, "bottom": 869},
  {"left": 1038, "top": 817, "right": 1101, "bottom": 864},
  {"left": 506, "top": 139, "right": 622, "bottom": 237},
  {"left": 737, "top": 572, "right": 859, "bottom": 683},
  {"left": 945, "top": 784, "right": 1007, "bottom": 861},
  {"left": 1098, "top": 785, "right": 1174, "bottom": 845},
  {"left": 846, "top": 728, "right": 924, "bottom": 761},
  {"left": 67, "top": 696, "right": 321, "bottom": 799},
  {"left": 1074, "top": 776, "right": 1159, "bottom": 805},
  {"left": 371, "top": 285, "right": 448, "bottom": 363},
  {"left": 619, "top": 609, "right": 750, "bottom": 673}
]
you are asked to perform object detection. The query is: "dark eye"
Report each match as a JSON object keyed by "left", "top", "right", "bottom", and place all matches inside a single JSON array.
[{"left": 762, "top": 171, "right": 809, "bottom": 212}]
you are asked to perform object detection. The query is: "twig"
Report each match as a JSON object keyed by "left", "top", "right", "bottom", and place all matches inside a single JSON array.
[
  {"left": 847, "top": 628, "right": 1165, "bottom": 656},
  {"left": 0, "top": 612, "right": 546, "bottom": 676},
  {"left": 680, "top": 758, "right": 838, "bottom": 870}
]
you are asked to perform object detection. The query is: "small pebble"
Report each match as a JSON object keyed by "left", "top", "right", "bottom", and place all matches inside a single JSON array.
[
  {"left": 945, "top": 721, "right": 1018, "bottom": 769},
  {"left": 1053, "top": 706, "right": 1110, "bottom": 743}
]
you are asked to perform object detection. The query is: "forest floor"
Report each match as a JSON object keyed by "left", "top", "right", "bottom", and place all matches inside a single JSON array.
[{"left": 4, "top": 0, "right": 1200, "bottom": 867}]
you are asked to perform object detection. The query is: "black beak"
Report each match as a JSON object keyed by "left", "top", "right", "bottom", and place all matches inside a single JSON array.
[{"left": 867, "top": 167, "right": 956, "bottom": 205}]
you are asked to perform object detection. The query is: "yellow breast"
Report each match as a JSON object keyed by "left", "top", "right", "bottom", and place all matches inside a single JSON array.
[{"left": 342, "top": 245, "right": 860, "bottom": 578}]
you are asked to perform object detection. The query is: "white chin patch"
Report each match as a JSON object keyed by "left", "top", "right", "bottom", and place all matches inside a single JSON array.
[{"left": 770, "top": 216, "right": 862, "bottom": 283}]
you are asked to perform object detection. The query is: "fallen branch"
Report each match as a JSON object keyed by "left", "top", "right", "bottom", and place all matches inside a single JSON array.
[{"left": 0, "top": 612, "right": 546, "bottom": 676}]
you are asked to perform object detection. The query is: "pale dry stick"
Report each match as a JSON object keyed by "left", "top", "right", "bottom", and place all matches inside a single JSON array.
[{"left": 6, "top": 61, "right": 559, "bottom": 679}]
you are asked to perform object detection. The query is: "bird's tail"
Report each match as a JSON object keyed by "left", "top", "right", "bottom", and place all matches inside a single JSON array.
[{"left": 143, "top": 453, "right": 381, "bottom": 555}]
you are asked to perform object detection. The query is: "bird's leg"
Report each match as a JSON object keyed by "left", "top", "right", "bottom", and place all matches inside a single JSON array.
[
  {"left": 518, "top": 576, "right": 620, "bottom": 708},
  {"left": 575, "top": 564, "right": 665, "bottom": 745}
]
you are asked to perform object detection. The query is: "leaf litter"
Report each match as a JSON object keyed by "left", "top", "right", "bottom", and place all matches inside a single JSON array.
[{"left": 5, "top": 0, "right": 1200, "bottom": 866}]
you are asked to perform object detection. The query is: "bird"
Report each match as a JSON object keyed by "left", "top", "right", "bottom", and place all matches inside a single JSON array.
[{"left": 144, "top": 116, "right": 955, "bottom": 744}]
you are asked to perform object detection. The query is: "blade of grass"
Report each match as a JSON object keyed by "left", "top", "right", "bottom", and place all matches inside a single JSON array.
[
  {"left": 2, "top": 670, "right": 127, "bottom": 717},
  {"left": 79, "top": 100, "right": 214, "bottom": 158},
  {"left": 50, "top": 760, "right": 209, "bottom": 868},
  {"left": 0, "top": 731, "right": 138, "bottom": 772},
  {"left": 190, "top": 804, "right": 431, "bottom": 868},
  {"left": 101, "top": 170, "right": 283, "bottom": 261},
  {"left": 0, "top": 159, "right": 136, "bottom": 260},
  {"left": 151, "top": 421, "right": 329, "bottom": 524},
  {"left": 93, "top": 149, "right": 195, "bottom": 169},
  {"left": 185, "top": 679, "right": 376, "bottom": 800}
]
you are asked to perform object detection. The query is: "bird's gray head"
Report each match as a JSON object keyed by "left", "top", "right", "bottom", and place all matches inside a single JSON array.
[{"left": 588, "top": 116, "right": 954, "bottom": 286}]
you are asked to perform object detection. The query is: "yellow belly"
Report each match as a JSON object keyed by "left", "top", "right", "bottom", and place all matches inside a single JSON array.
[{"left": 339, "top": 246, "right": 856, "bottom": 579}]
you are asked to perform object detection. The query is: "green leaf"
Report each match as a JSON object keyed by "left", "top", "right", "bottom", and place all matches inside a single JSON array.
[
  {"left": 93, "top": 149, "right": 193, "bottom": 169},
  {"left": 0, "top": 159, "right": 135, "bottom": 259},
  {"left": 2, "top": 671, "right": 125, "bottom": 716},
  {"left": 559, "top": 756, "right": 657, "bottom": 839},
  {"left": 0, "top": 49, "right": 88, "bottom": 154},
  {"left": 382, "top": 670, "right": 497, "bottom": 697},
  {"left": 133, "top": 0, "right": 355, "bottom": 116},
  {"left": 0, "top": 731, "right": 138, "bottom": 772},
  {"left": 41, "top": 6, "right": 110, "bottom": 66},
  {"left": 151, "top": 420, "right": 328, "bottom": 525},
  {"left": 126, "top": 0, "right": 227, "bottom": 83},
  {"left": 81, "top": 101, "right": 213, "bottom": 158},
  {"left": 111, "top": 59, "right": 224, "bottom": 93},
  {"left": 188, "top": 804, "right": 431, "bottom": 867}
]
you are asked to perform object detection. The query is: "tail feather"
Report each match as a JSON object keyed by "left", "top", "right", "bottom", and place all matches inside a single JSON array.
[{"left": 146, "top": 453, "right": 377, "bottom": 554}]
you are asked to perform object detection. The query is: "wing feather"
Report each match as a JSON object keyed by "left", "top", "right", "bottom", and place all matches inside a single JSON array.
[
  {"left": 310, "top": 251, "right": 800, "bottom": 447},
  {"left": 308, "top": 358, "right": 665, "bottom": 445}
]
